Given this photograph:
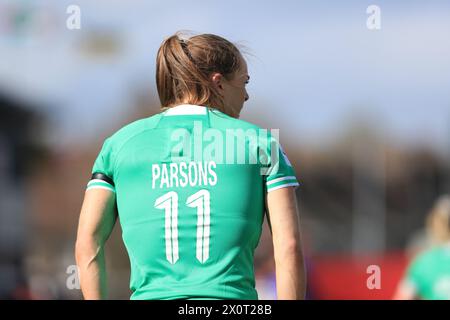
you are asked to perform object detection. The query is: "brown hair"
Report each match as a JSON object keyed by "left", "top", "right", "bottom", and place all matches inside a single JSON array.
[{"left": 156, "top": 32, "right": 243, "bottom": 117}]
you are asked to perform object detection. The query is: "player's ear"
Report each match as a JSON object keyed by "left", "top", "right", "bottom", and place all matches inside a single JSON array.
[{"left": 211, "top": 72, "right": 224, "bottom": 92}]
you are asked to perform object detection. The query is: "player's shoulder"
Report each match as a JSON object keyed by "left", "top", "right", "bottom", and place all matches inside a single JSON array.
[
  {"left": 104, "top": 113, "right": 162, "bottom": 148},
  {"left": 209, "top": 108, "right": 267, "bottom": 132},
  {"left": 412, "top": 246, "right": 442, "bottom": 267},
  {"left": 208, "top": 109, "right": 282, "bottom": 155}
]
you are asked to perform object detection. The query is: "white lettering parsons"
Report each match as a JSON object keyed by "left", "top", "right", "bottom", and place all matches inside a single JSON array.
[{"left": 152, "top": 161, "right": 217, "bottom": 189}]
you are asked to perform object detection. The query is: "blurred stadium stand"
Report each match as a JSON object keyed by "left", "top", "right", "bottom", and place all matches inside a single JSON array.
[{"left": 0, "top": 92, "right": 43, "bottom": 299}]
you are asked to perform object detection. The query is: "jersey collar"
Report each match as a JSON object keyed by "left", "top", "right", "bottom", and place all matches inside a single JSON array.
[{"left": 164, "top": 104, "right": 207, "bottom": 116}]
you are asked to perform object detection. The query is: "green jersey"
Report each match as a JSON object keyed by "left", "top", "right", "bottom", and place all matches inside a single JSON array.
[
  {"left": 87, "top": 104, "right": 299, "bottom": 300},
  {"left": 405, "top": 243, "right": 450, "bottom": 300}
]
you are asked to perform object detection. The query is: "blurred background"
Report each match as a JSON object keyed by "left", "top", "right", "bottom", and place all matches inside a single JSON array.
[{"left": 1, "top": 0, "right": 449, "bottom": 299}]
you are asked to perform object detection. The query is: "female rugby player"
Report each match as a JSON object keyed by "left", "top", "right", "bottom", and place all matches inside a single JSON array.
[{"left": 75, "top": 32, "right": 306, "bottom": 300}]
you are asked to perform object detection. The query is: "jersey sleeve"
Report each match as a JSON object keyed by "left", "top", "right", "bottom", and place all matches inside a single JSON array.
[
  {"left": 261, "top": 135, "right": 300, "bottom": 193},
  {"left": 86, "top": 138, "right": 116, "bottom": 192}
]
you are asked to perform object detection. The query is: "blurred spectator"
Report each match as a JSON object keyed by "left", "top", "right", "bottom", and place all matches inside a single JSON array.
[{"left": 394, "top": 195, "right": 450, "bottom": 300}]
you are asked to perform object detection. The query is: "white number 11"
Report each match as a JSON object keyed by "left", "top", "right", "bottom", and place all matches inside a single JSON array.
[{"left": 154, "top": 190, "right": 211, "bottom": 264}]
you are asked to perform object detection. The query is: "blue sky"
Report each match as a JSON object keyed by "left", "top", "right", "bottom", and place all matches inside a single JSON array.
[{"left": 0, "top": 0, "right": 449, "bottom": 153}]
